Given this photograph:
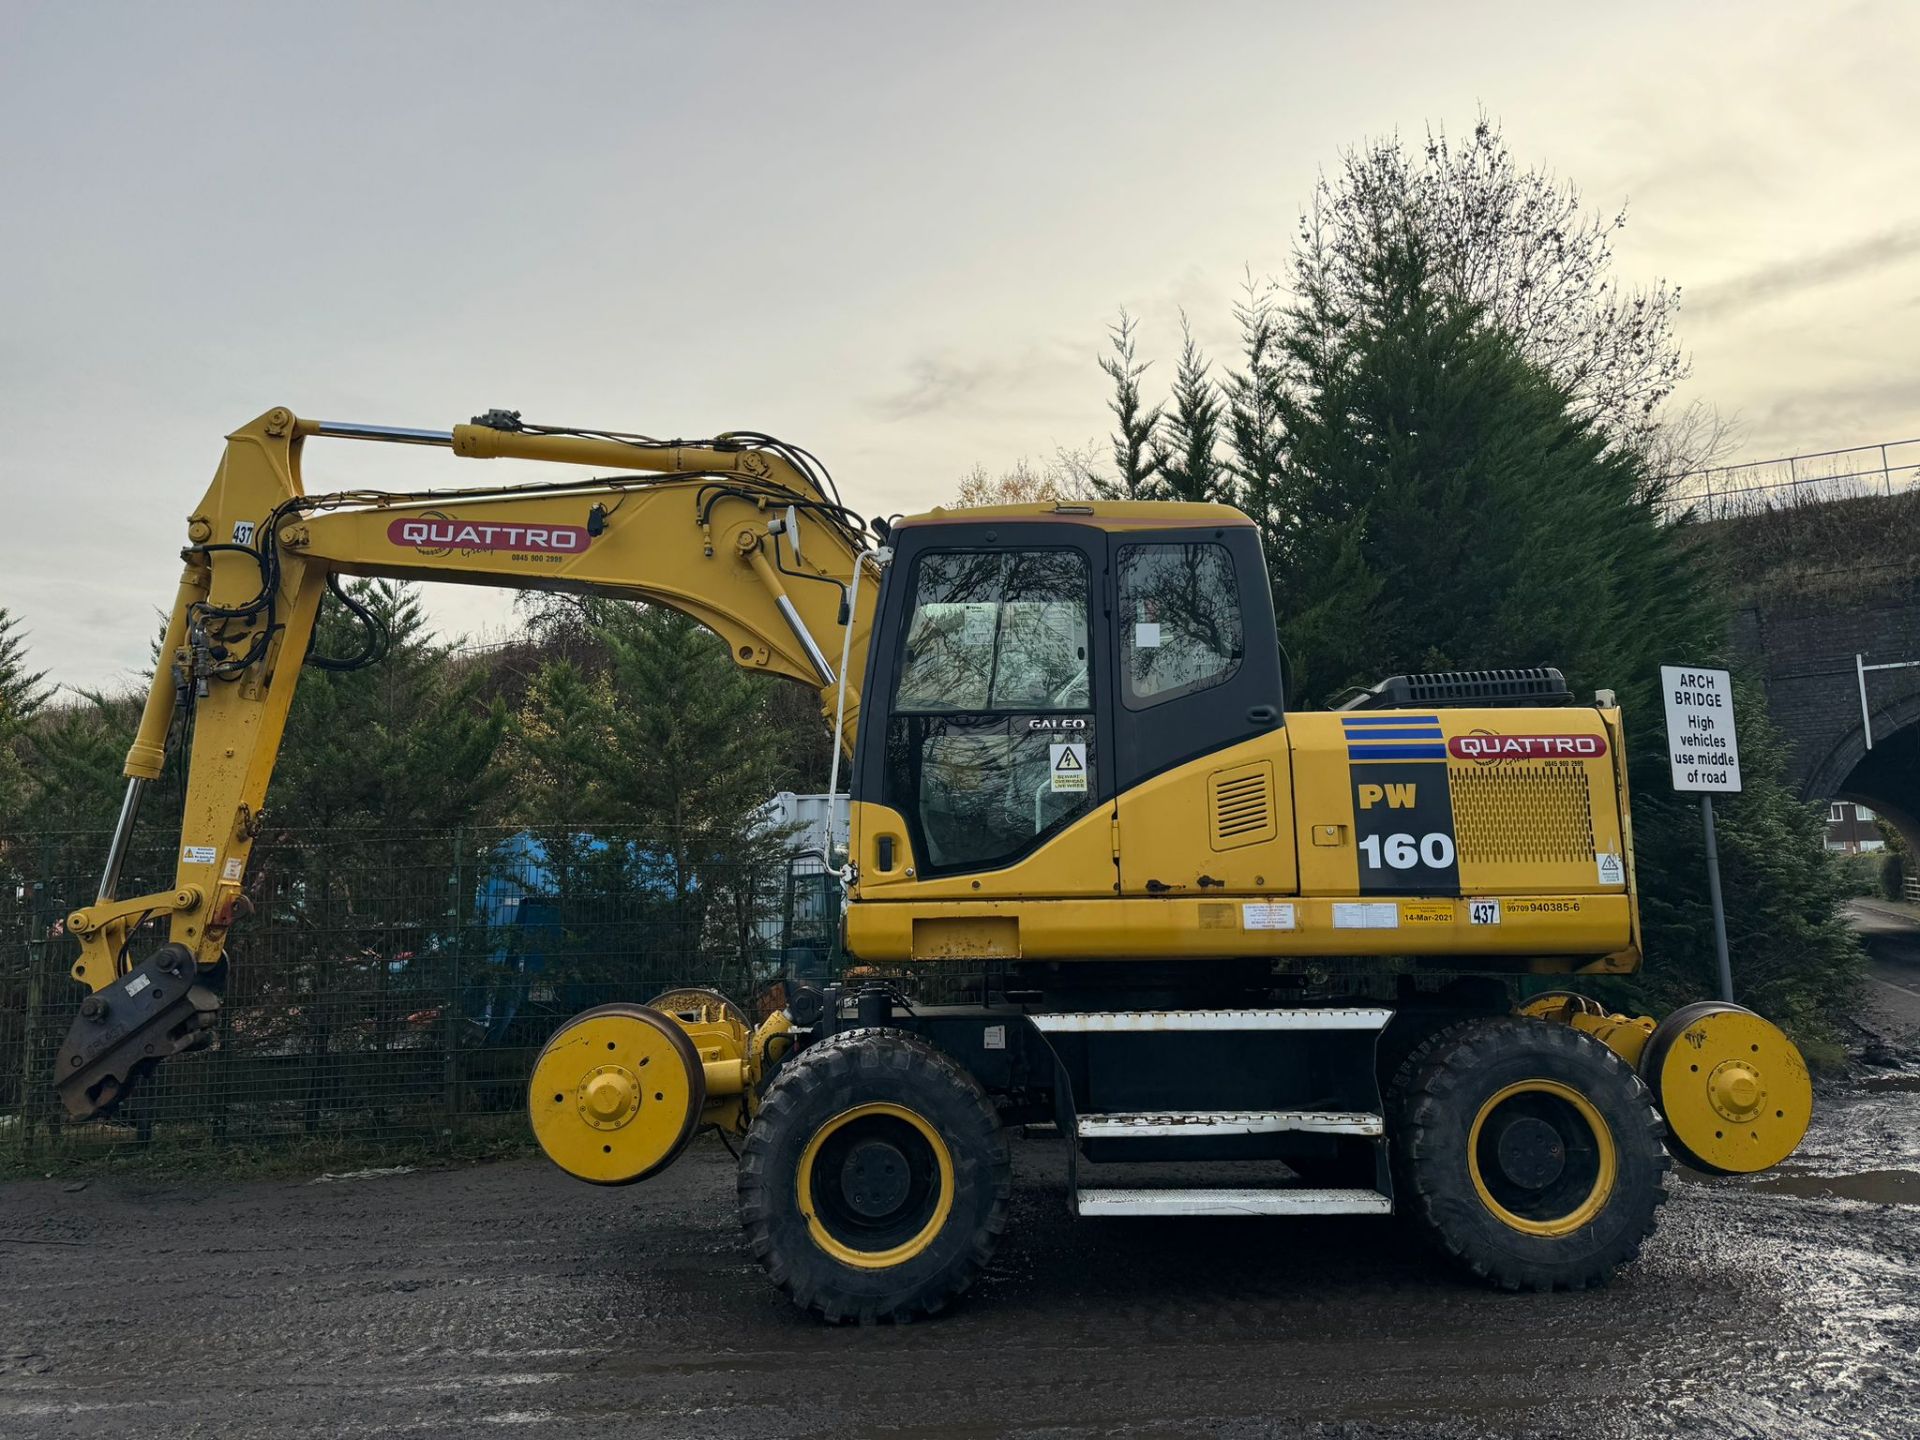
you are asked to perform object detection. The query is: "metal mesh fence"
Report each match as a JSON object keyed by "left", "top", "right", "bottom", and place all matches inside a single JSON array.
[{"left": 1, "top": 827, "right": 833, "bottom": 1164}]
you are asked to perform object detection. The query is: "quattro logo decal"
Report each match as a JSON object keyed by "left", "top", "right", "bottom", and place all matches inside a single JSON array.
[
  {"left": 388, "top": 516, "right": 590, "bottom": 556},
  {"left": 1448, "top": 732, "right": 1607, "bottom": 762}
]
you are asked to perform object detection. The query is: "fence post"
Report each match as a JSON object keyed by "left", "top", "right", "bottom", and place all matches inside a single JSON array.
[
  {"left": 17, "top": 898, "right": 43, "bottom": 1155},
  {"left": 16, "top": 835, "right": 57, "bottom": 1155},
  {"left": 444, "top": 826, "right": 464, "bottom": 1131}
]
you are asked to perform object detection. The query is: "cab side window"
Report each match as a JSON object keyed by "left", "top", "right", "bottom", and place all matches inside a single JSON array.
[{"left": 1116, "top": 542, "right": 1243, "bottom": 709}]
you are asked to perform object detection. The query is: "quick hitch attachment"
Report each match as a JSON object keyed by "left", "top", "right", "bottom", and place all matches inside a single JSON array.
[{"left": 54, "top": 944, "right": 221, "bottom": 1119}]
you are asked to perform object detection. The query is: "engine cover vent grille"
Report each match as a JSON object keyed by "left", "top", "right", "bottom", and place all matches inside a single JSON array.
[
  {"left": 1340, "top": 667, "right": 1572, "bottom": 711},
  {"left": 1449, "top": 761, "right": 1596, "bottom": 864},
  {"left": 1210, "top": 762, "right": 1277, "bottom": 850}
]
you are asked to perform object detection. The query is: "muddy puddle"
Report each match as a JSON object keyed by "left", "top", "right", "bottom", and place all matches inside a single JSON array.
[
  {"left": 1859, "top": 1072, "right": 1920, "bottom": 1093},
  {"left": 1745, "top": 1166, "right": 1920, "bottom": 1203}
]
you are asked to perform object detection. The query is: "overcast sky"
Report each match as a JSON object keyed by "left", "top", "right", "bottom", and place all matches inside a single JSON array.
[{"left": 4, "top": 1, "right": 1916, "bottom": 693}]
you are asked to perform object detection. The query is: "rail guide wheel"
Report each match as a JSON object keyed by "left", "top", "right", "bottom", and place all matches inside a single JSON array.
[
  {"left": 1639, "top": 1001, "right": 1812, "bottom": 1175},
  {"left": 528, "top": 1002, "right": 705, "bottom": 1184}
]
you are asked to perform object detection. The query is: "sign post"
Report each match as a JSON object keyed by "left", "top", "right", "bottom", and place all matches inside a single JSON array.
[{"left": 1660, "top": 665, "right": 1743, "bottom": 1002}]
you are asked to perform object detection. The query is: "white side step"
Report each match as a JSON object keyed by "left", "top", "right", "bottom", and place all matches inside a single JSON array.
[
  {"left": 1030, "top": 1007, "right": 1392, "bottom": 1034},
  {"left": 1078, "top": 1110, "right": 1383, "bottom": 1139},
  {"left": 1076, "top": 1187, "right": 1393, "bottom": 1217}
]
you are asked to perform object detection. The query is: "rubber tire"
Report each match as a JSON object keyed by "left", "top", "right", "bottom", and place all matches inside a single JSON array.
[
  {"left": 737, "top": 1028, "right": 1010, "bottom": 1323},
  {"left": 1395, "top": 1016, "right": 1669, "bottom": 1292}
]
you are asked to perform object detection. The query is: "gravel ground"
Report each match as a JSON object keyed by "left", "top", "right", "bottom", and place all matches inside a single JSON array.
[{"left": 4, "top": 919, "right": 1917, "bottom": 1439}]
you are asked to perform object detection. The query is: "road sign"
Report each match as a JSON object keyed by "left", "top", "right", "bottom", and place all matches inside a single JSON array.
[
  {"left": 1661, "top": 663, "right": 1742, "bottom": 1002},
  {"left": 1660, "top": 665, "right": 1742, "bottom": 793}
]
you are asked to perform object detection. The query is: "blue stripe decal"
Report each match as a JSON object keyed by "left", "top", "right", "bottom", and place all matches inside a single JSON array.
[
  {"left": 1340, "top": 727, "right": 1443, "bottom": 740},
  {"left": 1341, "top": 714, "right": 1439, "bottom": 727},
  {"left": 1346, "top": 744, "right": 1448, "bottom": 760}
]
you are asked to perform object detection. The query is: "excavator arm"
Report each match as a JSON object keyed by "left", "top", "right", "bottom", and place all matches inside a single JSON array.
[{"left": 56, "top": 406, "right": 882, "bottom": 1119}]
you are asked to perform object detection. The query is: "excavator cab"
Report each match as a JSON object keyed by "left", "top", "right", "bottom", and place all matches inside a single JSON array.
[{"left": 850, "top": 505, "right": 1281, "bottom": 888}]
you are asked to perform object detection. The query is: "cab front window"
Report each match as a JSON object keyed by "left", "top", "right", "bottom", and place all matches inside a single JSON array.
[{"left": 886, "top": 548, "right": 1094, "bottom": 874}]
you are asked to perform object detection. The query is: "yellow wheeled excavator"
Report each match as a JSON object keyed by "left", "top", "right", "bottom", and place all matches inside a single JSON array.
[{"left": 58, "top": 406, "right": 1814, "bottom": 1321}]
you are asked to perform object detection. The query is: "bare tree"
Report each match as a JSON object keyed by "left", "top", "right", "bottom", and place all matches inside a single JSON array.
[
  {"left": 952, "top": 450, "right": 1098, "bottom": 508},
  {"left": 1638, "top": 399, "right": 1744, "bottom": 500},
  {"left": 1295, "top": 115, "right": 1689, "bottom": 448}
]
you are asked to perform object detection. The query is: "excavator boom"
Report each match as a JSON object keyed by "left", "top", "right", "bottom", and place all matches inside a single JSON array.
[{"left": 57, "top": 407, "right": 880, "bottom": 1118}]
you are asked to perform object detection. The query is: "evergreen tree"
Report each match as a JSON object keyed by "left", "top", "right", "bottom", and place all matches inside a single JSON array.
[
  {"left": 15, "top": 693, "right": 139, "bottom": 832},
  {"left": 1225, "top": 271, "right": 1289, "bottom": 557},
  {"left": 509, "top": 605, "right": 798, "bottom": 993},
  {"left": 0, "top": 607, "right": 47, "bottom": 723},
  {"left": 270, "top": 580, "right": 507, "bottom": 831},
  {"left": 1154, "top": 312, "right": 1227, "bottom": 505},
  {"left": 1090, "top": 310, "right": 1165, "bottom": 500},
  {"left": 0, "top": 607, "right": 196, "bottom": 902},
  {"left": 1272, "top": 228, "right": 1631, "bottom": 702},
  {"left": 572, "top": 605, "right": 787, "bottom": 848},
  {"left": 0, "top": 607, "right": 47, "bottom": 830},
  {"left": 511, "top": 656, "right": 621, "bottom": 827},
  {"left": 1270, "top": 223, "right": 1860, "bottom": 1044}
]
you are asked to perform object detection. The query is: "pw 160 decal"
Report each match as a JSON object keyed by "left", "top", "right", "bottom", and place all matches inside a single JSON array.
[
  {"left": 1340, "top": 715, "right": 1459, "bottom": 894},
  {"left": 388, "top": 515, "right": 592, "bottom": 559}
]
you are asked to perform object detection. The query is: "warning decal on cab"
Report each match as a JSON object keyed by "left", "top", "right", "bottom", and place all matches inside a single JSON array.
[{"left": 1049, "top": 742, "right": 1087, "bottom": 793}]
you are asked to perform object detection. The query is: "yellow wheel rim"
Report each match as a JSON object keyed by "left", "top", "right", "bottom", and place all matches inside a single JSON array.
[
  {"left": 528, "top": 1004, "right": 704, "bottom": 1185},
  {"left": 1648, "top": 1005, "right": 1811, "bottom": 1174},
  {"left": 797, "top": 1102, "right": 955, "bottom": 1269},
  {"left": 1467, "top": 1079, "right": 1618, "bottom": 1237}
]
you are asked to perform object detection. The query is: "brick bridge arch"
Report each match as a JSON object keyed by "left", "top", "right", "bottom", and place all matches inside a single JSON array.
[{"left": 1730, "top": 577, "right": 1920, "bottom": 853}]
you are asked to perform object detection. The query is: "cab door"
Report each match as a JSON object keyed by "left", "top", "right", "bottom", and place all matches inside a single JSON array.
[
  {"left": 851, "top": 522, "right": 1117, "bottom": 898},
  {"left": 1109, "top": 526, "right": 1297, "bottom": 895}
]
